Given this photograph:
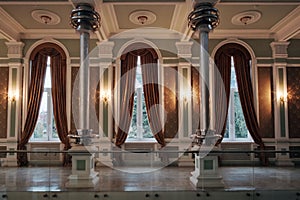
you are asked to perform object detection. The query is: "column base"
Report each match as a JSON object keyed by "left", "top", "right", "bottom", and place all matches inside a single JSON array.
[
  {"left": 276, "top": 160, "right": 294, "bottom": 167},
  {"left": 190, "top": 173, "right": 225, "bottom": 188},
  {"left": 66, "top": 171, "right": 99, "bottom": 188}
]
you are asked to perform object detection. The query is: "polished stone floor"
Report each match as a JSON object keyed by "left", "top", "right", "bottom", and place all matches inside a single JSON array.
[{"left": 0, "top": 166, "right": 300, "bottom": 192}]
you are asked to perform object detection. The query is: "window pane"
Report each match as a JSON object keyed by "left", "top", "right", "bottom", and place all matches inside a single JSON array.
[
  {"left": 31, "top": 56, "right": 58, "bottom": 141},
  {"left": 234, "top": 92, "right": 248, "bottom": 138},
  {"left": 128, "top": 55, "right": 153, "bottom": 140},
  {"left": 52, "top": 117, "right": 58, "bottom": 139},
  {"left": 33, "top": 92, "right": 48, "bottom": 140},
  {"left": 128, "top": 93, "right": 138, "bottom": 139},
  {"left": 142, "top": 93, "right": 153, "bottom": 138}
]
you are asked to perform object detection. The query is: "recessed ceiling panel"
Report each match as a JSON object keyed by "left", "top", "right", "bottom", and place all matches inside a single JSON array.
[
  {"left": 220, "top": 0, "right": 300, "bottom": 2},
  {"left": 1, "top": 5, "right": 73, "bottom": 29},
  {"left": 216, "top": 4, "right": 297, "bottom": 29},
  {"left": 104, "top": 0, "right": 184, "bottom": 2},
  {"left": 114, "top": 5, "right": 175, "bottom": 29}
]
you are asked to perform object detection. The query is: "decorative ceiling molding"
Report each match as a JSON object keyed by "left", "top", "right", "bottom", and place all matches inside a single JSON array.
[
  {"left": 170, "top": 4, "right": 187, "bottom": 32},
  {"left": 231, "top": 10, "right": 261, "bottom": 26},
  {"left": 21, "top": 29, "right": 98, "bottom": 39},
  {"left": 0, "top": 7, "right": 24, "bottom": 41},
  {"left": 31, "top": 10, "right": 61, "bottom": 25},
  {"left": 102, "top": 4, "right": 120, "bottom": 33},
  {"left": 129, "top": 10, "right": 157, "bottom": 25},
  {"left": 271, "top": 5, "right": 300, "bottom": 41},
  {"left": 209, "top": 29, "right": 272, "bottom": 39},
  {"left": 110, "top": 27, "right": 182, "bottom": 39}
]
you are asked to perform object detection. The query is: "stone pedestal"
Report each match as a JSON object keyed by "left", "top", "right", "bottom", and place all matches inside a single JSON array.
[
  {"left": 66, "top": 145, "right": 99, "bottom": 188},
  {"left": 276, "top": 144, "right": 294, "bottom": 166},
  {"left": 95, "top": 139, "right": 113, "bottom": 167},
  {"left": 190, "top": 154, "right": 224, "bottom": 188}
]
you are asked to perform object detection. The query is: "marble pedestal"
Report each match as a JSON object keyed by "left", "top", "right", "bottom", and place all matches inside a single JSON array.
[
  {"left": 66, "top": 145, "right": 99, "bottom": 188},
  {"left": 190, "top": 154, "right": 224, "bottom": 188}
]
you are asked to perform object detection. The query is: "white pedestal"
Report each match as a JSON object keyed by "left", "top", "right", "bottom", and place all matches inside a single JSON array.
[
  {"left": 190, "top": 154, "right": 224, "bottom": 188},
  {"left": 65, "top": 145, "right": 99, "bottom": 188},
  {"left": 95, "top": 139, "right": 113, "bottom": 167}
]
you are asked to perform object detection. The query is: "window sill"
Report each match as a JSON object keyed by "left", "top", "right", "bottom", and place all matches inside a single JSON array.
[
  {"left": 125, "top": 138, "right": 156, "bottom": 143},
  {"left": 222, "top": 140, "right": 253, "bottom": 144},
  {"left": 28, "top": 140, "right": 61, "bottom": 144}
]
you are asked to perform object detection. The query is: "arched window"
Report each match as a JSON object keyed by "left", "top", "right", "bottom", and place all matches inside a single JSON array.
[
  {"left": 31, "top": 56, "right": 58, "bottom": 141},
  {"left": 224, "top": 56, "right": 251, "bottom": 141},
  {"left": 18, "top": 43, "right": 70, "bottom": 166},
  {"left": 114, "top": 43, "right": 165, "bottom": 147},
  {"left": 214, "top": 43, "right": 264, "bottom": 146},
  {"left": 128, "top": 55, "right": 152, "bottom": 140}
]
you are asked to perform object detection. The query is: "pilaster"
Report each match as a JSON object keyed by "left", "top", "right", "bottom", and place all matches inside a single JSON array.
[
  {"left": 270, "top": 41, "right": 293, "bottom": 166},
  {"left": 4, "top": 41, "right": 24, "bottom": 166},
  {"left": 176, "top": 41, "right": 194, "bottom": 167},
  {"left": 95, "top": 41, "right": 114, "bottom": 167}
]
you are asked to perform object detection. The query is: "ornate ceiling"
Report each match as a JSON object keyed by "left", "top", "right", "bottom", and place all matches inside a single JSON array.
[{"left": 0, "top": 0, "right": 299, "bottom": 42}]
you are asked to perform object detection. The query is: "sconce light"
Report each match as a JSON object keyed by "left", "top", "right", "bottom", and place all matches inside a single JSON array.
[
  {"left": 8, "top": 90, "right": 19, "bottom": 102},
  {"left": 100, "top": 90, "right": 111, "bottom": 104},
  {"left": 181, "top": 90, "right": 191, "bottom": 104},
  {"left": 278, "top": 91, "right": 287, "bottom": 103}
]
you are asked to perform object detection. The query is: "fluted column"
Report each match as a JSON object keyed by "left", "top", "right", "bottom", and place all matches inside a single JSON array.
[
  {"left": 188, "top": 0, "right": 219, "bottom": 137},
  {"left": 70, "top": 3, "right": 100, "bottom": 133}
]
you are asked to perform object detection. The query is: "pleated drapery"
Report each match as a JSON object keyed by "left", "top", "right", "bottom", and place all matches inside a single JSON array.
[
  {"left": 50, "top": 54, "right": 71, "bottom": 166},
  {"left": 115, "top": 53, "right": 137, "bottom": 147},
  {"left": 141, "top": 51, "right": 166, "bottom": 147},
  {"left": 214, "top": 43, "right": 268, "bottom": 165},
  {"left": 17, "top": 53, "right": 48, "bottom": 167},
  {"left": 115, "top": 46, "right": 166, "bottom": 147},
  {"left": 17, "top": 44, "right": 69, "bottom": 166}
]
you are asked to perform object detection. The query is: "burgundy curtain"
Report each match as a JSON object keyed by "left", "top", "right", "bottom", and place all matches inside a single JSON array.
[
  {"left": 234, "top": 53, "right": 268, "bottom": 165},
  {"left": 214, "top": 52, "right": 231, "bottom": 144},
  {"left": 17, "top": 53, "right": 48, "bottom": 166},
  {"left": 115, "top": 53, "right": 137, "bottom": 147},
  {"left": 50, "top": 54, "right": 71, "bottom": 166},
  {"left": 141, "top": 51, "right": 166, "bottom": 147},
  {"left": 214, "top": 43, "right": 268, "bottom": 165}
]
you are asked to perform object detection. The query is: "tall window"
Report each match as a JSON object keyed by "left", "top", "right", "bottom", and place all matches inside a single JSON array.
[
  {"left": 127, "top": 56, "right": 153, "bottom": 140},
  {"left": 224, "top": 56, "right": 251, "bottom": 141},
  {"left": 31, "top": 56, "right": 58, "bottom": 141}
]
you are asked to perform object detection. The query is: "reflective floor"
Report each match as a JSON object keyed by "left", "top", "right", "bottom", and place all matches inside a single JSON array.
[{"left": 0, "top": 166, "right": 300, "bottom": 192}]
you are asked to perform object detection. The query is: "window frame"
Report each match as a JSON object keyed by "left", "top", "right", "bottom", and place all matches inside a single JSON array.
[
  {"left": 223, "top": 56, "right": 253, "bottom": 143},
  {"left": 126, "top": 56, "right": 155, "bottom": 141},
  {"left": 30, "top": 57, "right": 59, "bottom": 142}
]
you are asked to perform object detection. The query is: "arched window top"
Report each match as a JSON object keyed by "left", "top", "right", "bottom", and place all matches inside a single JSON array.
[
  {"left": 30, "top": 42, "right": 66, "bottom": 61},
  {"left": 120, "top": 42, "right": 158, "bottom": 60},
  {"left": 214, "top": 43, "right": 251, "bottom": 61}
]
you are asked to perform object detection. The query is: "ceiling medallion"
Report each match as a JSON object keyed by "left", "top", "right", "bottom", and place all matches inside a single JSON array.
[
  {"left": 231, "top": 10, "right": 261, "bottom": 25},
  {"left": 129, "top": 10, "right": 156, "bottom": 26},
  {"left": 31, "top": 9, "right": 61, "bottom": 25}
]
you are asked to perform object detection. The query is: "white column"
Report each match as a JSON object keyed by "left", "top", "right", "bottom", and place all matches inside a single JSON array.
[
  {"left": 95, "top": 41, "right": 114, "bottom": 167},
  {"left": 176, "top": 41, "right": 194, "bottom": 167},
  {"left": 5, "top": 41, "right": 24, "bottom": 166},
  {"left": 270, "top": 42, "right": 293, "bottom": 166}
]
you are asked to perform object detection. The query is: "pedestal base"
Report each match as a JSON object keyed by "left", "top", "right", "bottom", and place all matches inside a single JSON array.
[
  {"left": 190, "top": 154, "right": 224, "bottom": 188},
  {"left": 190, "top": 172, "right": 225, "bottom": 188},
  {"left": 66, "top": 171, "right": 99, "bottom": 188},
  {"left": 276, "top": 160, "right": 294, "bottom": 167},
  {"left": 65, "top": 145, "right": 99, "bottom": 188}
]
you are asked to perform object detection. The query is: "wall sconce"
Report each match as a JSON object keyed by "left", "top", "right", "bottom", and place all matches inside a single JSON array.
[
  {"left": 181, "top": 90, "right": 191, "bottom": 104},
  {"left": 277, "top": 91, "right": 287, "bottom": 103},
  {"left": 8, "top": 90, "right": 19, "bottom": 102},
  {"left": 100, "top": 90, "right": 111, "bottom": 104}
]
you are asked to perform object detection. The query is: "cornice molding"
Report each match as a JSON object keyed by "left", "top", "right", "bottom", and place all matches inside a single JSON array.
[
  {"left": 208, "top": 29, "right": 272, "bottom": 39},
  {"left": 0, "top": 7, "right": 25, "bottom": 41},
  {"left": 21, "top": 29, "right": 99, "bottom": 39},
  {"left": 270, "top": 5, "right": 300, "bottom": 41}
]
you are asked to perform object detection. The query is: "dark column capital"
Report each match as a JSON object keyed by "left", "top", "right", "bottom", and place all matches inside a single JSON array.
[{"left": 70, "top": 3, "right": 100, "bottom": 33}]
